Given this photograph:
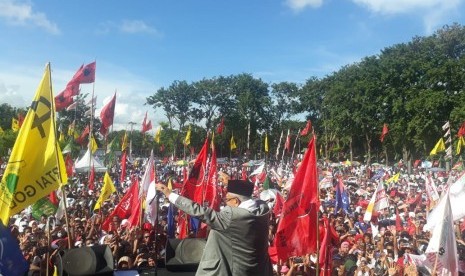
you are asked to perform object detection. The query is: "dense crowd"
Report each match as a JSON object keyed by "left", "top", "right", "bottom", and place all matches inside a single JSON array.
[{"left": 2, "top": 157, "right": 465, "bottom": 275}]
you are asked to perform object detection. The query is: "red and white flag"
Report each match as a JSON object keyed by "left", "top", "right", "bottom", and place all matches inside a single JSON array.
[{"left": 139, "top": 150, "right": 154, "bottom": 198}]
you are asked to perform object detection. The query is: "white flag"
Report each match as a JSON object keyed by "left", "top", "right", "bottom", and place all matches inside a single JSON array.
[
  {"left": 425, "top": 171, "right": 465, "bottom": 231},
  {"left": 425, "top": 176, "right": 440, "bottom": 202},
  {"left": 139, "top": 150, "right": 154, "bottom": 198},
  {"left": 55, "top": 189, "right": 66, "bottom": 221},
  {"left": 444, "top": 128, "right": 451, "bottom": 138},
  {"left": 276, "top": 131, "right": 283, "bottom": 159},
  {"left": 364, "top": 181, "right": 389, "bottom": 222},
  {"left": 442, "top": 121, "right": 450, "bottom": 131},
  {"left": 66, "top": 101, "right": 78, "bottom": 111},
  {"left": 250, "top": 163, "right": 265, "bottom": 176},
  {"left": 425, "top": 192, "right": 458, "bottom": 276},
  {"left": 86, "top": 96, "right": 97, "bottom": 106},
  {"left": 144, "top": 181, "right": 158, "bottom": 224}
]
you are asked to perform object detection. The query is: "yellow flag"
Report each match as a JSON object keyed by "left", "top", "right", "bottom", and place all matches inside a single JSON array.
[
  {"left": 53, "top": 265, "right": 58, "bottom": 276},
  {"left": 430, "top": 138, "right": 446, "bottom": 155},
  {"left": 67, "top": 120, "right": 75, "bottom": 136},
  {"left": 167, "top": 177, "right": 173, "bottom": 190},
  {"left": 264, "top": 133, "right": 269, "bottom": 153},
  {"left": 121, "top": 131, "right": 128, "bottom": 151},
  {"left": 0, "top": 64, "right": 68, "bottom": 224},
  {"left": 457, "top": 137, "right": 465, "bottom": 155},
  {"left": 59, "top": 131, "right": 65, "bottom": 142},
  {"left": 230, "top": 134, "right": 237, "bottom": 150},
  {"left": 90, "top": 136, "right": 98, "bottom": 153},
  {"left": 184, "top": 126, "right": 191, "bottom": 146},
  {"left": 0, "top": 126, "right": 4, "bottom": 135},
  {"left": 11, "top": 118, "right": 20, "bottom": 132},
  {"left": 154, "top": 126, "right": 162, "bottom": 144},
  {"left": 386, "top": 172, "right": 400, "bottom": 183},
  {"left": 94, "top": 172, "right": 116, "bottom": 210}
]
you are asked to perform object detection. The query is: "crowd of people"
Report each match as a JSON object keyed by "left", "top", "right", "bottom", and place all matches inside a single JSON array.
[{"left": 2, "top": 154, "right": 465, "bottom": 275}]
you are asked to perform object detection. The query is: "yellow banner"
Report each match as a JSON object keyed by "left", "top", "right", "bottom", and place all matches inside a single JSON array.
[{"left": 0, "top": 64, "right": 67, "bottom": 224}]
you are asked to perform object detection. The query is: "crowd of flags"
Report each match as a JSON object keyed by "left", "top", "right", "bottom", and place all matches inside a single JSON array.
[{"left": 1, "top": 64, "right": 465, "bottom": 275}]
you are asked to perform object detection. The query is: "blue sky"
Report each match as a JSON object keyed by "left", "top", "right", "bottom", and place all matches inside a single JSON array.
[{"left": 0, "top": 0, "right": 464, "bottom": 132}]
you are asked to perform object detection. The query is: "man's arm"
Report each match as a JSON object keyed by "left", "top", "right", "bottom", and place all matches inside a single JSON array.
[{"left": 156, "top": 183, "right": 232, "bottom": 231}]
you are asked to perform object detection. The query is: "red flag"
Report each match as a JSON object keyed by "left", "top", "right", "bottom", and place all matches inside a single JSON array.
[
  {"left": 127, "top": 181, "right": 142, "bottom": 228},
  {"left": 300, "top": 120, "right": 312, "bottom": 136},
  {"left": 458, "top": 121, "right": 465, "bottom": 137},
  {"left": 182, "top": 167, "right": 188, "bottom": 183},
  {"left": 70, "top": 62, "right": 96, "bottom": 84},
  {"left": 204, "top": 144, "right": 220, "bottom": 211},
  {"left": 274, "top": 136, "right": 320, "bottom": 260},
  {"left": 319, "top": 217, "right": 339, "bottom": 276},
  {"left": 65, "top": 154, "right": 74, "bottom": 177},
  {"left": 241, "top": 167, "right": 248, "bottom": 180},
  {"left": 75, "top": 126, "right": 90, "bottom": 145},
  {"left": 89, "top": 166, "right": 95, "bottom": 191},
  {"left": 160, "top": 144, "right": 165, "bottom": 152},
  {"left": 284, "top": 130, "right": 291, "bottom": 152},
  {"left": 181, "top": 137, "right": 208, "bottom": 204},
  {"left": 395, "top": 208, "right": 403, "bottom": 232},
  {"left": 55, "top": 90, "right": 74, "bottom": 112},
  {"left": 99, "top": 93, "right": 116, "bottom": 135},
  {"left": 17, "top": 113, "right": 25, "bottom": 127},
  {"left": 273, "top": 192, "right": 284, "bottom": 218},
  {"left": 177, "top": 212, "right": 189, "bottom": 239},
  {"left": 319, "top": 218, "right": 331, "bottom": 276},
  {"left": 102, "top": 179, "right": 139, "bottom": 231},
  {"left": 120, "top": 151, "right": 127, "bottom": 183},
  {"left": 49, "top": 191, "right": 59, "bottom": 206},
  {"left": 380, "top": 123, "right": 389, "bottom": 142},
  {"left": 141, "top": 112, "right": 152, "bottom": 133},
  {"left": 216, "top": 117, "right": 225, "bottom": 135}
]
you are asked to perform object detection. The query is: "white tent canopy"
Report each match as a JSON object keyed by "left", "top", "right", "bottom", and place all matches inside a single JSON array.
[{"left": 74, "top": 149, "right": 107, "bottom": 173}]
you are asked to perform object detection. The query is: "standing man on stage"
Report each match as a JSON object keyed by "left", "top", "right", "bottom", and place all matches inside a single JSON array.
[{"left": 156, "top": 179, "right": 273, "bottom": 276}]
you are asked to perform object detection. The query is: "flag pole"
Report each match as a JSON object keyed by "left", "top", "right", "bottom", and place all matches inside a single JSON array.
[
  {"left": 315, "top": 133, "right": 320, "bottom": 276},
  {"left": 48, "top": 62, "right": 72, "bottom": 249},
  {"left": 87, "top": 67, "right": 96, "bottom": 193},
  {"left": 290, "top": 129, "right": 301, "bottom": 167},
  {"left": 46, "top": 215, "right": 51, "bottom": 276},
  {"left": 280, "top": 130, "right": 288, "bottom": 176}
]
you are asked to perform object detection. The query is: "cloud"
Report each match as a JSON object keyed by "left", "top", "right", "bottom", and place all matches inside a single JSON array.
[
  {"left": 120, "top": 20, "right": 159, "bottom": 35},
  {"left": 0, "top": 0, "right": 60, "bottom": 34},
  {"left": 285, "top": 0, "right": 323, "bottom": 12},
  {"left": 96, "top": 19, "right": 160, "bottom": 36},
  {"left": 352, "top": 0, "right": 463, "bottom": 33}
]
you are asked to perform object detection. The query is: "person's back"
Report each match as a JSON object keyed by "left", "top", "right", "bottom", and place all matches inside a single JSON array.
[
  {"left": 198, "top": 201, "right": 272, "bottom": 275},
  {"left": 157, "top": 179, "right": 273, "bottom": 276}
]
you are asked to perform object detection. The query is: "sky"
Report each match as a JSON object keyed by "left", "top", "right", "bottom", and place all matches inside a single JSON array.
[{"left": 0, "top": 0, "right": 464, "bottom": 133}]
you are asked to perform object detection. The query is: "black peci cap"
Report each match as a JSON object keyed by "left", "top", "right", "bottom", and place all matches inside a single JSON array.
[{"left": 227, "top": 180, "right": 254, "bottom": 197}]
